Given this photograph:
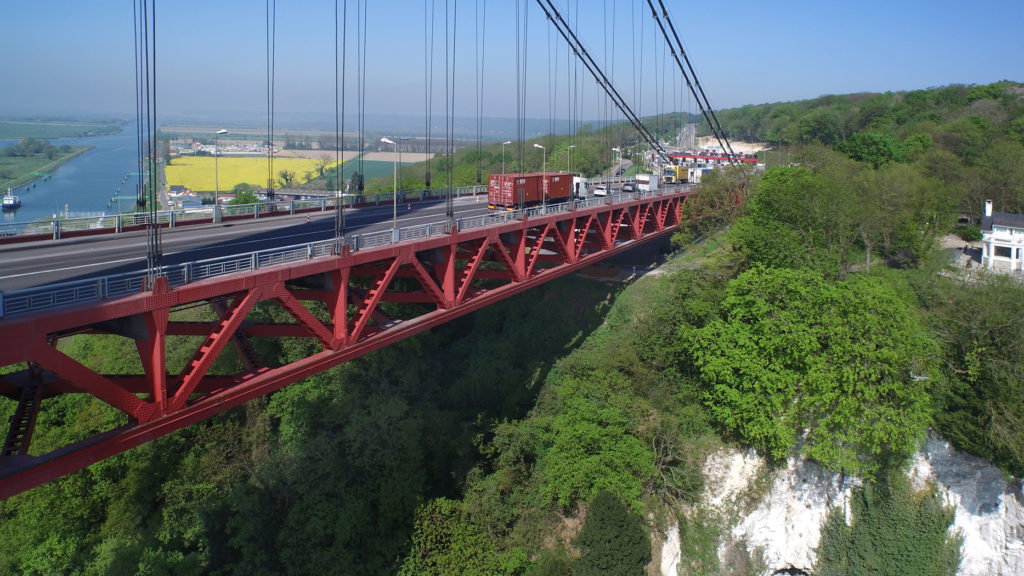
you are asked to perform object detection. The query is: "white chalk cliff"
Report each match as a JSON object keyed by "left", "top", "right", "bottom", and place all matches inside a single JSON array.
[{"left": 659, "top": 436, "right": 1024, "bottom": 575}]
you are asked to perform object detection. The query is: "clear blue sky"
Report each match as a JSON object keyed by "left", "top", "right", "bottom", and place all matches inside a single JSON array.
[{"left": 1, "top": 0, "right": 1021, "bottom": 128}]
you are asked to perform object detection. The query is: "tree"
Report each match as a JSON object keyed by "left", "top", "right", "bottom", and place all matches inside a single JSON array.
[
  {"left": 674, "top": 165, "right": 751, "bottom": 247},
  {"left": 398, "top": 499, "right": 507, "bottom": 576},
  {"left": 836, "top": 132, "right": 905, "bottom": 167},
  {"left": 684, "top": 267, "right": 936, "bottom": 476},
  {"left": 730, "top": 163, "right": 862, "bottom": 278},
  {"left": 536, "top": 371, "right": 655, "bottom": 512},
  {"left": 229, "top": 191, "right": 259, "bottom": 205},
  {"left": 315, "top": 154, "right": 332, "bottom": 177},
  {"left": 575, "top": 491, "right": 650, "bottom": 576},
  {"left": 927, "top": 274, "right": 1024, "bottom": 476},
  {"left": 277, "top": 169, "right": 296, "bottom": 188},
  {"left": 816, "top": 471, "right": 961, "bottom": 576}
]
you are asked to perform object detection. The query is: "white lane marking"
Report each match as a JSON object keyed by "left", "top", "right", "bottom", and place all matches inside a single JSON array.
[
  {"left": 0, "top": 255, "right": 143, "bottom": 280},
  {"left": 0, "top": 199, "right": 490, "bottom": 281}
]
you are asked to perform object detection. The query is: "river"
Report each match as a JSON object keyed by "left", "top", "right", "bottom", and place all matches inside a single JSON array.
[{"left": 1, "top": 124, "right": 145, "bottom": 224}]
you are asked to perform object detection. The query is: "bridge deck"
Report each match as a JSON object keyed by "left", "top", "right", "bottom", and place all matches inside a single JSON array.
[{"left": 0, "top": 189, "right": 688, "bottom": 498}]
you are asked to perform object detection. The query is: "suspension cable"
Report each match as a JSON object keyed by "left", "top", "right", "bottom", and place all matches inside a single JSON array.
[
  {"left": 535, "top": 0, "right": 670, "bottom": 163},
  {"left": 645, "top": 0, "right": 736, "bottom": 164}
]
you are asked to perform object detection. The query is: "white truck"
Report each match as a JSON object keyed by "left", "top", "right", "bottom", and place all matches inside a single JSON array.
[
  {"left": 572, "top": 175, "right": 589, "bottom": 198},
  {"left": 636, "top": 173, "right": 659, "bottom": 192}
]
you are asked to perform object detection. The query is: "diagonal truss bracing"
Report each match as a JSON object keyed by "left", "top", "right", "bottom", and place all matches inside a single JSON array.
[{"left": 0, "top": 191, "right": 689, "bottom": 499}]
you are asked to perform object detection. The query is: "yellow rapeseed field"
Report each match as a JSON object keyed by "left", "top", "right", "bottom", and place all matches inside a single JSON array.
[{"left": 165, "top": 157, "right": 339, "bottom": 192}]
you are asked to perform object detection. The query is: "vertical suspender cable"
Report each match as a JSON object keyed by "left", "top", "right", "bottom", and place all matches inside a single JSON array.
[
  {"left": 139, "top": 0, "right": 161, "bottom": 285},
  {"left": 356, "top": 0, "right": 363, "bottom": 187},
  {"left": 133, "top": 0, "right": 143, "bottom": 208},
  {"left": 425, "top": 0, "right": 435, "bottom": 189},
  {"left": 475, "top": 0, "right": 486, "bottom": 185},
  {"left": 547, "top": 17, "right": 552, "bottom": 153},
  {"left": 520, "top": 1, "right": 528, "bottom": 170},
  {"left": 266, "top": 0, "right": 276, "bottom": 198},
  {"left": 358, "top": 0, "right": 367, "bottom": 187},
  {"left": 444, "top": 0, "right": 457, "bottom": 221},
  {"left": 515, "top": 0, "right": 521, "bottom": 172},
  {"left": 573, "top": 0, "right": 579, "bottom": 161},
  {"left": 569, "top": 0, "right": 577, "bottom": 159},
  {"left": 335, "top": 0, "right": 346, "bottom": 240}
]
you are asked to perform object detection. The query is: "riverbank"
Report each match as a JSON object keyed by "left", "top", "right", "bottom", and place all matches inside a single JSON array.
[{"left": 1, "top": 146, "right": 93, "bottom": 191}]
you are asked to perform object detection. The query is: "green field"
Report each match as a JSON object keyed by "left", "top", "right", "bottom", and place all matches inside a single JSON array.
[
  {"left": 0, "top": 120, "right": 122, "bottom": 139},
  {"left": 337, "top": 158, "right": 396, "bottom": 181},
  {"left": 0, "top": 146, "right": 92, "bottom": 190}
]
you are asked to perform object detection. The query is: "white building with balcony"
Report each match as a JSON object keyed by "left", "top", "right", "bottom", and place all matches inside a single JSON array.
[{"left": 981, "top": 199, "right": 1024, "bottom": 271}]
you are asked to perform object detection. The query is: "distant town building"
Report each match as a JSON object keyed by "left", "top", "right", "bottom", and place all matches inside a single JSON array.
[
  {"left": 178, "top": 193, "right": 203, "bottom": 210},
  {"left": 981, "top": 199, "right": 1024, "bottom": 271}
]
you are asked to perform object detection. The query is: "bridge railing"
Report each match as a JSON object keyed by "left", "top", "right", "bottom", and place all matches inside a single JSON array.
[
  {"left": 0, "top": 186, "right": 489, "bottom": 240},
  {"left": 0, "top": 185, "right": 691, "bottom": 318}
]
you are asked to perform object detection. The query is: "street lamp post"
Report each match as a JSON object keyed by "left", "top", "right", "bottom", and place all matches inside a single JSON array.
[
  {"left": 214, "top": 129, "right": 227, "bottom": 222},
  {"left": 568, "top": 144, "right": 576, "bottom": 173},
  {"left": 501, "top": 140, "right": 511, "bottom": 174},
  {"left": 533, "top": 143, "right": 546, "bottom": 208},
  {"left": 399, "top": 137, "right": 410, "bottom": 203},
  {"left": 381, "top": 137, "right": 398, "bottom": 229},
  {"left": 612, "top": 147, "right": 621, "bottom": 187}
]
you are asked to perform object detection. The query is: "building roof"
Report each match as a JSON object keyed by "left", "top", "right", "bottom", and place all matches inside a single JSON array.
[{"left": 981, "top": 211, "right": 1024, "bottom": 231}]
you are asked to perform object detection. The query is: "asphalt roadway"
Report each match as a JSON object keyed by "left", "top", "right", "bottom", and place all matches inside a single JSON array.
[{"left": 0, "top": 196, "right": 494, "bottom": 293}]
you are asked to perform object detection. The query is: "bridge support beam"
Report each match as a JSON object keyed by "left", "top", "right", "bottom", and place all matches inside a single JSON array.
[{"left": 0, "top": 191, "right": 689, "bottom": 498}]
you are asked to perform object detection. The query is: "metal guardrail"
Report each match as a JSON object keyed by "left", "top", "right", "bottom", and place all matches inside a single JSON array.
[
  {"left": 0, "top": 185, "right": 691, "bottom": 318},
  {"left": 0, "top": 185, "right": 488, "bottom": 240}
]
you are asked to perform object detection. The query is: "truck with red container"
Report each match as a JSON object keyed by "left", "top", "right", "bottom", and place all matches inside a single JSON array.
[{"left": 487, "top": 172, "right": 573, "bottom": 210}]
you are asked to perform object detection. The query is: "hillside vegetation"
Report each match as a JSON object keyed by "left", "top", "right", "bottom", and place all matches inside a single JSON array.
[{"left": 1, "top": 81, "right": 1023, "bottom": 575}]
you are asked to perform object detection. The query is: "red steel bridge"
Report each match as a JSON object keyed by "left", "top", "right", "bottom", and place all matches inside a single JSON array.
[{"left": 0, "top": 190, "right": 690, "bottom": 498}]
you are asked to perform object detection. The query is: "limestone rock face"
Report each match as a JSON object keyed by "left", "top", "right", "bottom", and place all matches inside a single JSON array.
[
  {"left": 910, "top": 437, "right": 1024, "bottom": 576},
  {"left": 728, "top": 455, "right": 857, "bottom": 574},
  {"left": 658, "top": 436, "right": 1024, "bottom": 576}
]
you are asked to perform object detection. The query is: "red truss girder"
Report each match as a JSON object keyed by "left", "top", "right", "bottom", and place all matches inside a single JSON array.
[{"left": 0, "top": 192, "right": 688, "bottom": 498}]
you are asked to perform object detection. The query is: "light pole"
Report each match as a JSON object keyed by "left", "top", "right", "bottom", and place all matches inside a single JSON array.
[
  {"left": 501, "top": 140, "right": 511, "bottom": 174},
  {"left": 214, "top": 129, "right": 227, "bottom": 221},
  {"left": 381, "top": 137, "right": 397, "bottom": 228},
  {"left": 533, "top": 143, "right": 546, "bottom": 208},
  {"left": 398, "top": 137, "right": 410, "bottom": 204},
  {"left": 568, "top": 144, "right": 576, "bottom": 173},
  {"left": 612, "top": 147, "right": 621, "bottom": 187}
]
